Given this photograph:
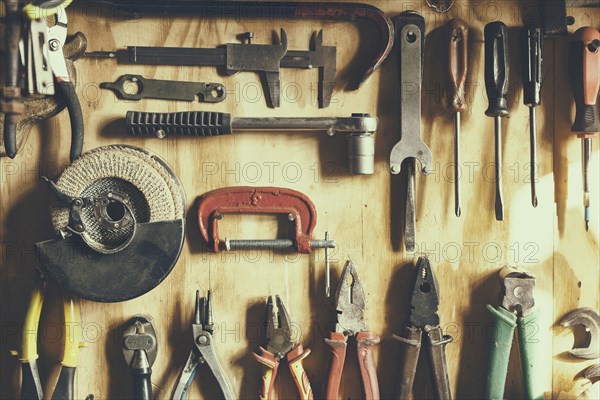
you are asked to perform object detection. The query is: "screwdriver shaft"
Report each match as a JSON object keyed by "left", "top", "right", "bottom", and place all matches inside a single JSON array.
[
  {"left": 454, "top": 112, "right": 462, "bottom": 217},
  {"left": 495, "top": 117, "right": 504, "bottom": 221},
  {"left": 582, "top": 137, "right": 592, "bottom": 231},
  {"left": 529, "top": 106, "right": 539, "bottom": 207}
]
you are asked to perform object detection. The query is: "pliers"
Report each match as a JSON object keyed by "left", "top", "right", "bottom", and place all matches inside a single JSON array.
[
  {"left": 324, "top": 260, "right": 380, "bottom": 400},
  {"left": 253, "top": 295, "right": 313, "bottom": 400},
  {"left": 11, "top": 275, "right": 89, "bottom": 400},
  {"left": 172, "top": 290, "right": 235, "bottom": 400},
  {"left": 394, "top": 256, "right": 452, "bottom": 400},
  {"left": 485, "top": 266, "right": 543, "bottom": 400}
]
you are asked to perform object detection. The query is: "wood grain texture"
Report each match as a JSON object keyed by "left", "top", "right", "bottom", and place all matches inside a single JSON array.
[{"left": 1, "top": 1, "right": 599, "bottom": 399}]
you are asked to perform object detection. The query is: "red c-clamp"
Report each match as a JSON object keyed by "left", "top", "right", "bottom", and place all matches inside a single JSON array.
[{"left": 198, "top": 187, "right": 334, "bottom": 254}]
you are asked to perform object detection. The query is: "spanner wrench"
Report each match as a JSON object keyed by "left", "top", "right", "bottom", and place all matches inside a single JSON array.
[{"left": 390, "top": 11, "right": 432, "bottom": 252}]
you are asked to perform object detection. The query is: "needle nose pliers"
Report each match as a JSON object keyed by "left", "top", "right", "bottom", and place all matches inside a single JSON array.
[
  {"left": 394, "top": 256, "right": 453, "bottom": 400},
  {"left": 253, "top": 295, "right": 313, "bottom": 400},
  {"left": 324, "top": 260, "right": 380, "bottom": 400},
  {"left": 172, "top": 290, "right": 235, "bottom": 400},
  {"left": 485, "top": 266, "right": 543, "bottom": 400}
]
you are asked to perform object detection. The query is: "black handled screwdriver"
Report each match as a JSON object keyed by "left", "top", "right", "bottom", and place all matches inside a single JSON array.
[
  {"left": 485, "top": 22, "right": 510, "bottom": 221},
  {"left": 569, "top": 27, "right": 600, "bottom": 231},
  {"left": 521, "top": 27, "right": 543, "bottom": 208}
]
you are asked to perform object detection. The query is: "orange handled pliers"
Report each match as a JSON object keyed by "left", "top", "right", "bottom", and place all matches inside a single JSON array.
[
  {"left": 323, "top": 260, "right": 380, "bottom": 400},
  {"left": 253, "top": 295, "right": 313, "bottom": 400}
]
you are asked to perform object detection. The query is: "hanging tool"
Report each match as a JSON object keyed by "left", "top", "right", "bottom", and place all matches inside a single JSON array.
[
  {"left": 569, "top": 27, "right": 600, "bottom": 231},
  {"left": 84, "top": 0, "right": 393, "bottom": 89},
  {"left": 447, "top": 18, "right": 469, "bottom": 217},
  {"left": 253, "top": 295, "right": 313, "bottom": 400},
  {"left": 122, "top": 315, "right": 158, "bottom": 400},
  {"left": 172, "top": 291, "right": 235, "bottom": 400},
  {"left": 324, "top": 260, "right": 380, "bottom": 400},
  {"left": 560, "top": 308, "right": 600, "bottom": 359},
  {"left": 35, "top": 145, "right": 186, "bottom": 302},
  {"left": 541, "top": 0, "right": 600, "bottom": 38},
  {"left": 100, "top": 75, "right": 226, "bottom": 103},
  {"left": 86, "top": 30, "right": 336, "bottom": 108},
  {"left": 521, "top": 27, "right": 543, "bottom": 208},
  {"left": 484, "top": 21, "right": 510, "bottom": 221},
  {"left": 197, "top": 186, "right": 335, "bottom": 296},
  {"left": 1, "top": 31, "right": 87, "bottom": 158},
  {"left": 11, "top": 275, "right": 89, "bottom": 400},
  {"left": 126, "top": 111, "right": 377, "bottom": 175},
  {"left": 485, "top": 266, "right": 543, "bottom": 400},
  {"left": 394, "top": 257, "right": 452, "bottom": 400},
  {"left": 390, "top": 11, "right": 431, "bottom": 252}
]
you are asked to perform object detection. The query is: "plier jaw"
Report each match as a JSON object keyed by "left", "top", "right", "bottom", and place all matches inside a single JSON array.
[
  {"left": 264, "top": 295, "right": 295, "bottom": 359},
  {"left": 499, "top": 266, "right": 535, "bottom": 317},
  {"left": 408, "top": 256, "right": 441, "bottom": 329},
  {"left": 334, "top": 260, "right": 367, "bottom": 336}
]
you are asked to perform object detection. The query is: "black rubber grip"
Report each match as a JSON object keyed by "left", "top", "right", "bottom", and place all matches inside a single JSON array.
[
  {"left": 3, "top": 119, "right": 17, "bottom": 158},
  {"left": 133, "top": 369, "right": 153, "bottom": 400},
  {"left": 57, "top": 81, "right": 85, "bottom": 161},
  {"left": 126, "top": 111, "right": 234, "bottom": 137},
  {"left": 484, "top": 22, "right": 510, "bottom": 117},
  {"left": 51, "top": 366, "right": 75, "bottom": 400}
]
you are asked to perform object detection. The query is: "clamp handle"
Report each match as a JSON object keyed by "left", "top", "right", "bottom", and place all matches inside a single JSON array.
[
  {"left": 197, "top": 187, "right": 317, "bottom": 253},
  {"left": 448, "top": 18, "right": 469, "bottom": 112},
  {"left": 569, "top": 27, "right": 600, "bottom": 133}
]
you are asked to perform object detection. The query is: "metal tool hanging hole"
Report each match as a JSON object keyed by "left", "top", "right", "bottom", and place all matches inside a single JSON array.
[
  {"left": 123, "top": 79, "right": 141, "bottom": 95},
  {"left": 420, "top": 282, "right": 432, "bottom": 293},
  {"left": 406, "top": 31, "right": 417, "bottom": 43}
]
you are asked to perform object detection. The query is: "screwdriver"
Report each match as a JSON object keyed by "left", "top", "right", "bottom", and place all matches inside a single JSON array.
[
  {"left": 521, "top": 27, "right": 543, "bottom": 208},
  {"left": 484, "top": 22, "right": 510, "bottom": 221},
  {"left": 447, "top": 18, "right": 469, "bottom": 217},
  {"left": 568, "top": 27, "right": 600, "bottom": 231}
]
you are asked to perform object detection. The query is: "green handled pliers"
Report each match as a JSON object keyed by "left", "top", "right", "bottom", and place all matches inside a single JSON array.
[{"left": 484, "top": 267, "right": 543, "bottom": 400}]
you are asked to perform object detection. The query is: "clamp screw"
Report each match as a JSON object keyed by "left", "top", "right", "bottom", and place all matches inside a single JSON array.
[{"left": 288, "top": 213, "right": 295, "bottom": 221}]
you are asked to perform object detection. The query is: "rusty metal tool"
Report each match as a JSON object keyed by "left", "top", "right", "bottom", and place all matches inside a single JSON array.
[
  {"left": 122, "top": 315, "right": 158, "bottom": 400},
  {"left": 84, "top": 0, "right": 393, "bottom": 89},
  {"left": 253, "top": 295, "right": 313, "bottom": 400},
  {"left": 484, "top": 21, "right": 510, "bottom": 221},
  {"left": 542, "top": 0, "right": 600, "bottom": 38},
  {"left": 560, "top": 308, "right": 600, "bottom": 359},
  {"left": 485, "top": 266, "right": 544, "bottom": 400},
  {"left": 390, "top": 11, "right": 431, "bottom": 252},
  {"left": 197, "top": 187, "right": 335, "bottom": 296},
  {"left": 172, "top": 291, "right": 234, "bottom": 400},
  {"left": 521, "top": 27, "right": 543, "bottom": 208},
  {"left": 324, "top": 261, "right": 380, "bottom": 400},
  {"left": 569, "top": 27, "right": 600, "bottom": 231},
  {"left": 447, "top": 18, "right": 469, "bottom": 217},
  {"left": 100, "top": 75, "right": 226, "bottom": 103},
  {"left": 86, "top": 29, "right": 336, "bottom": 108},
  {"left": 394, "top": 257, "right": 452, "bottom": 400},
  {"left": 126, "top": 111, "right": 377, "bottom": 175},
  {"left": 12, "top": 275, "right": 90, "bottom": 400}
]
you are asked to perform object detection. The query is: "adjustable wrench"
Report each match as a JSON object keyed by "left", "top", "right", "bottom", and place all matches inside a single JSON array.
[{"left": 390, "top": 12, "right": 432, "bottom": 252}]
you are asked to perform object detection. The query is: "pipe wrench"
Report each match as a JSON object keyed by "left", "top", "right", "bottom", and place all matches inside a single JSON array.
[{"left": 390, "top": 12, "right": 432, "bottom": 252}]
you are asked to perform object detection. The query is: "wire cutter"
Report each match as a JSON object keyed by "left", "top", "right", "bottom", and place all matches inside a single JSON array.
[
  {"left": 394, "top": 256, "right": 452, "bottom": 400},
  {"left": 172, "top": 290, "right": 235, "bottom": 400},
  {"left": 324, "top": 260, "right": 380, "bottom": 400},
  {"left": 11, "top": 275, "right": 89, "bottom": 400},
  {"left": 253, "top": 295, "right": 313, "bottom": 400},
  {"left": 485, "top": 266, "right": 543, "bottom": 400}
]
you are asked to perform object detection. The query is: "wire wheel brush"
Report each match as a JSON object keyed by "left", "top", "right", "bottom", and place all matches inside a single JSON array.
[{"left": 35, "top": 145, "right": 186, "bottom": 302}]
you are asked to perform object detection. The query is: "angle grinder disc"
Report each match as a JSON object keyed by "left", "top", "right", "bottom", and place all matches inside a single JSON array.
[{"left": 36, "top": 145, "right": 186, "bottom": 302}]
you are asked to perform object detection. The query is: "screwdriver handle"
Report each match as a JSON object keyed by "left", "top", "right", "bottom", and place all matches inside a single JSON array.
[
  {"left": 448, "top": 18, "right": 469, "bottom": 112},
  {"left": 521, "top": 27, "right": 543, "bottom": 107},
  {"left": 569, "top": 27, "right": 600, "bottom": 133},
  {"left": 484, "top": 22, "right": 510, "bottom": 118}
]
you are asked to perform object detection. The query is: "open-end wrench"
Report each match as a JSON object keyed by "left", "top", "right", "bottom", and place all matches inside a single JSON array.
[
  {"left": 390, "top": 11, "right": 432, "bottom": 252},
  {"left": 101, "top": 75, "right": 227, "bottom": 103},
  {"left": 560, "top": 308, "right": 600, "bottom": 359}
]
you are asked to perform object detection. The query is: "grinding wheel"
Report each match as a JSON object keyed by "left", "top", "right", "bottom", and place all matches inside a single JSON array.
[{"left": 35, "top": 145, "right": 186, "bottom": 302}]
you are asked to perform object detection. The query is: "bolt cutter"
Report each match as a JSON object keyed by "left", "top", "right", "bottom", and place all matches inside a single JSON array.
[
  {"left": 324, "top": 260, "right": 380, "bottom": 400},
  {"left": 253, "top": 295, "right": 313, "bottom": 400},
  {"left": 485, "top": 266, "right": 543, "bottom": 400},
  {"left": 11, "top": 275, "right": 88, "bottom": 400},
  {"left": 172, "top": 290, "right": 235, "bottom": 400}
]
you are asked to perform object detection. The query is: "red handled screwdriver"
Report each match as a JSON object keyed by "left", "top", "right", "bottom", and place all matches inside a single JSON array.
[{"left": 569, "top": 27, "right": 600, "bottom": 231}]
